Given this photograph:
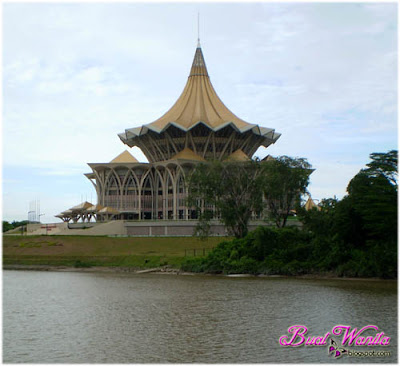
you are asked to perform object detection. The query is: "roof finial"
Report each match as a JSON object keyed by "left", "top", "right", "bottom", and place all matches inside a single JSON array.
[{"left": 197, "top": 12, "right": 201, "bottom": 48}]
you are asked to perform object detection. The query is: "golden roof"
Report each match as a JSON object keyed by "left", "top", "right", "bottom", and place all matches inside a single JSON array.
[
  {"left": 98, "top": 206, "right": 120, "bottom": 214},
  {"left": 70, "top": 201, "right": 93, "bottom": 211},
  {"left": 60, "top": 209, "right": 73, "bottom": 215},
  {"left": 224, "top": 149, "right": 251, "bottom": 162},
  {"left": 262, "top": 155, "right": 276, "bottom": 162},
  {"left": 85, "top": 204, "right": 105, "bottom": 212},
  {"left": 170, "top": 147, "right": 206, "bottom": 161},
  {"left": 304, "top": 198, "right": 321, "bottom": 211},
  {"left": 110, "top": 150, "right": 138, "bottom": 163},
  {"left": 118, "top": 42, "right": 281, "bottom": 158},
  {"left": 146, "top": 46, "right": 251, "bottom": 132}
]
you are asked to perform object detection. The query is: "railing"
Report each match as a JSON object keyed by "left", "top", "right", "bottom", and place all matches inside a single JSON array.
[{"left": 184, "top": 247, "right": 215, "bottom": 257}]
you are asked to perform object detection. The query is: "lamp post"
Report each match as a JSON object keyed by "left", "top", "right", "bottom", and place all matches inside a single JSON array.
[{"left": 28, "top": 211, "right": 34, "bottom": 223}]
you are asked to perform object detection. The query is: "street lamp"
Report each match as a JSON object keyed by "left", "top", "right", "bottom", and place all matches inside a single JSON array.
[{"left": 38, "top": 213, "right": 45, "bottom": 223}]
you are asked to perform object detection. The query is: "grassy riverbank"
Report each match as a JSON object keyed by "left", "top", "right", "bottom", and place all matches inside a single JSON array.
[{"left": 2, "top": 235, "right": 226, "bottom": 269}]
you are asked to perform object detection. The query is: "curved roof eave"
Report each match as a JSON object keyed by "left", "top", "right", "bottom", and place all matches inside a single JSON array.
[
  {"left": 121, "top": 120, "right": 269, "bottom": 137},
  {"left": 118, "top": 132, "right": 128, "bottom": 141},
  {"left": 260, "top": 132, "right": 281, "bottom": 147}
]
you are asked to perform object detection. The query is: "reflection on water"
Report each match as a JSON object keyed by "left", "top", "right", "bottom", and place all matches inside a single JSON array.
[{"left": 3, "top": 271, "right": 397, "bottom": 363}]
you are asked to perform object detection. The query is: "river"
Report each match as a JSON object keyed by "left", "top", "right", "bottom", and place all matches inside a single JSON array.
[{"left": 3, "top": 270, "right": 397, "bottom": 363}]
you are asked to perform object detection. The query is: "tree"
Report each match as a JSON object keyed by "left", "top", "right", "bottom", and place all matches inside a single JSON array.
[
  {"left": 2, "top": 220, "right": 29, "bottom": 233},
  {"left": 3, "top": 221, "right": 13, "bottom": 233},
  {"left": 365, "top": 150, "right": 397, "bottom": 185},
  {"left": 261, "top": 156, "right": 312, "bottom": 228},
  {"left": 187, "top": 160, "right": 263, "bottom": 238},
  {"left": 297, "top": 197, "right": 338, "bottom": 237},
  {"left": 346, "top": 150, "right": 397, "bottom": 243},
  {"left": 296, "top": 150, "right": 397, "bottom": 278}
]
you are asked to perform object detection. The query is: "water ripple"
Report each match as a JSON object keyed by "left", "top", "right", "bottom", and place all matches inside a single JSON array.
[{"left": 3, "top": 271, "right": 397, "bottom": 363}]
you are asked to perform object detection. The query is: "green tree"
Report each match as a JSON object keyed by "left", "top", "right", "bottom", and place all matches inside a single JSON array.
[
  {"left": 346, "top": 150, "right": 397, "bottom": 243},
  {"left": 297, "top": 197, "right": 338, "bottom": 237},
  {"left": 3, "top": 221, "right": 13, "bottom": 233},
  {"left": 365, "top": 150, "right": 397, "bottom": 185},
  {"left": 3, "top": 220, "right": 29, "bottom": 233},
  {"left": 261, "top": 156, "right": 312, "bottom": 228},
  {"left": 187, "top": 160, "right": 263, "bottom": 238},
  {"left": 297, "top": 150, "right": 397, "bottom": 278}
]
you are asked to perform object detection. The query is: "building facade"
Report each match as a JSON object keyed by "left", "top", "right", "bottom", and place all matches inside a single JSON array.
[{"left": 57, "top": 42, "right": 281, "bottom": 223}]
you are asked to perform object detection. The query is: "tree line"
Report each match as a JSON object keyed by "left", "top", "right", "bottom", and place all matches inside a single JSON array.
[
  {"left": 183, "top": 150, "right": 397, "bottom": 278},
  {"left": 3, "top": 220, "right": 29, "bottom": 233}
]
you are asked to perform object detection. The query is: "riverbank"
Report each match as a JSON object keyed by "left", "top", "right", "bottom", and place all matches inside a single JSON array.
[
  {"left": 3, "top": 264, "right": 182, "bottom": 274},
  {"left": 3, "top": 235, "right": 396, "bottom": 280},
  {"left": 3, "top": 263, "right": 395, "bottom": 282}
]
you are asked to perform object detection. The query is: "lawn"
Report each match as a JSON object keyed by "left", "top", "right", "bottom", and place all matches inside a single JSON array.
[{"left": 2, "top": 235, "right": 228, "bottom": 269}]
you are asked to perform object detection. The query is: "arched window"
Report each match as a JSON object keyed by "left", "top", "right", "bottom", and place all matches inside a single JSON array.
[
  {"left": 122, "top": 173, "right": 138, "bottom": 210},
  {"left": 140, "top": 172, "right": 154, "bottom": 219},
  {"left": 155, "top": 170, "right": 164, "bottom": 220},
  {"left": 165, "top": 170, "right": 174, "bottom": 219},
  {"left": 176, "top": 172, "right": 187, "bottom": 219},
  {"left": 104, "top": 172, "right": 120, "bottom": 209}
]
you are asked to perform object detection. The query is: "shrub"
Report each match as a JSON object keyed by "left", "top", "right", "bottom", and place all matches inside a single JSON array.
[{"left": 74, "top": 260, "right": 92, "bottom": 268}]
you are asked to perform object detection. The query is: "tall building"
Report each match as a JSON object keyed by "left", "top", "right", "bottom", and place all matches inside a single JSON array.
[{"left": 57, "top": 42, "right": 281, "bottom": 223}]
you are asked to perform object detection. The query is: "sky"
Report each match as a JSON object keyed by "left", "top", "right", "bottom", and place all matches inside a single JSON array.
[{"left": 2, "top": 2, "right": 398, "bottom": 223}]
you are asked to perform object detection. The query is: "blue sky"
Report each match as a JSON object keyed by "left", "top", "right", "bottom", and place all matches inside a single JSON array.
[{"left": 2, "top": 2, "right": 398, "bottom": 223}]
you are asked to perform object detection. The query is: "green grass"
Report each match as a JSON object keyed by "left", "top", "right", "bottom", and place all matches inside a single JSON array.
[{"left": 2, "top": 235, "right": 228, "bottom": 269}]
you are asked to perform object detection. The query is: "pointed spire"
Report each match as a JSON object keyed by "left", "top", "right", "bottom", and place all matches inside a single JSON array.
[
  {"left": 197, "top": 12, "right": 201, "bottom": 48},
  {"left": 189, "top": 46, "right": 208, "bottom": 77}
]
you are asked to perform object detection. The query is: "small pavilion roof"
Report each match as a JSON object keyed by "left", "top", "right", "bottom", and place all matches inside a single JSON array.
[
  {"left": 60, "top": 209, "right": 73, "bottom": 215},
  {"left": 224, "top": 149, "right": 251, "bottom": 162},
  {"left": 304, "top": 198, "right": 321, "bottom": 211},
  {"left": 85, "top": 204, "right": 105, "bottom": 212},
  {"left": 110, "top": 150, "right": 138, "bottom": 163},
  {"left": 70, "top": 201, "right": 93, "bottom": 211},
  {"left": 98, "top": 207, "right": 120, "bottom": 215},
  {"left": 170, "top": 147, "right": 206, "bottom": 161},
  {"left": 261, "top": 155, "right": 276, "bottom": 162}
]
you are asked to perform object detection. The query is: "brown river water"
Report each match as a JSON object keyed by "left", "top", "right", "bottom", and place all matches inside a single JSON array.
[{"left": 3, "top": 270, "right": 397, "bottom": 363}]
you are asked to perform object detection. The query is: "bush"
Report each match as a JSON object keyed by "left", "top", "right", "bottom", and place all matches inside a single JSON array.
[
  {"left": 180, "top": 222, "right": 397, "bottom": 278},
  {"left": 181, "top": 226, "right": 315, "bottom": 275},
  {"left": 74, "top": 260, "right": 92, "bottom": 268},
  {"left": 180, "top": 258, "right": 205, "bottom": 273}
]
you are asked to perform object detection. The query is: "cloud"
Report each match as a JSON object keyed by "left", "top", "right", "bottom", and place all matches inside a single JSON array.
[{"left": 2, "top": 3, "right": 397, "bottom": 221}]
